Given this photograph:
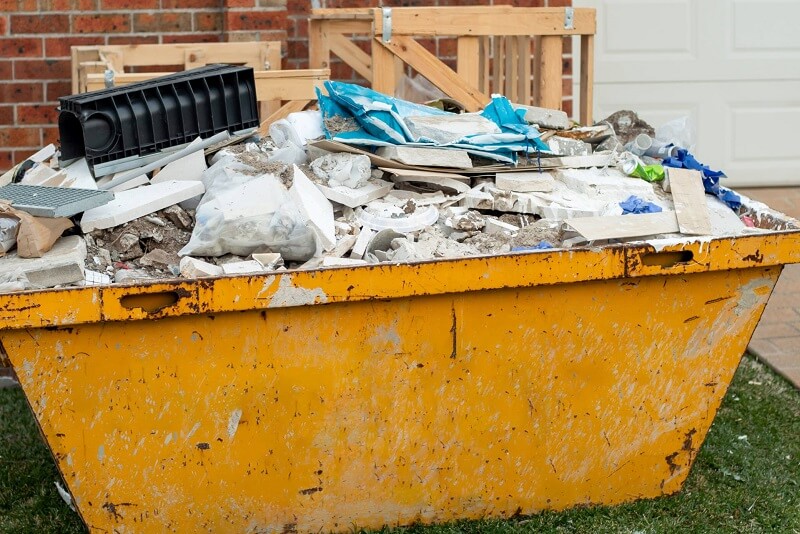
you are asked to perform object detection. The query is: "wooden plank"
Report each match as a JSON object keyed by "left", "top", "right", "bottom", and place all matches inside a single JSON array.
[
  {"left": 493, "top": 36, "right": 504, "bottom": 97},
  {"left": 371, "top": 37, "right": 398, "bottom": 95},
  {"left": 518, "top": 36, "right": 532, "bottom": 105},
  {"left": 258, "top": 100, "right": 311, "bottom": 136},
  {"left": 505, "top": 37, "right": 517, "bottom": 102},
  {"left": 85, "top": 69, "right": 330, "bottom": 100},
  {"left": 537, "top": 35, "right": 563, "bottom": 110},
  {"left": 373, "top": 7, "right": 596, "bottom": 37},
  {"left": 532, "top": 36, "right": 542, "bottom": 106},
  {"left": 329, "top": 32, "right": 372, "bottom": 81},
  {"left": 309, "top": 19, "right": 330, "bottom": 69},
  {"left": 566, "top": 212, "right": 680, "bottom": 241},
  {"left": 377, "top": 36, "right": 491, "bottom": 111},
  {"left": 579, "top": 33, "right": 595, "bottom": 125},
  {"left": 668, "top": 168, "right": 712, "bottom": 235},
  {"left": 310, "top": 8, "right": 373, "bottom": 19},
  {"left": 478, "top": 37, "right": 490, "bottom": 94},
  {"left": 457, "top": 36, "right": 480, "bottom": 90}
]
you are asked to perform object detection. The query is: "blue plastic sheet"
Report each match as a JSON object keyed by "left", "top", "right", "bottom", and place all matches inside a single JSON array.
[
  {"left": 620, "top": 195, "right": 663, "bottom": 215},
  {"left": 316, "top": 81, "right": 549, "bottom": 164},
  {"left": 511, "top": 241, "right": 553, "bottom": 252},
  {"left": 662, "top": 148, "right": 741, "bottom": 210}
]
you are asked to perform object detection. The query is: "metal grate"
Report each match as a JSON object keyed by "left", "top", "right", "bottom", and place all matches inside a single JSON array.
[{"left": 0, "top": 184, "right": 114, "bottom": 218}]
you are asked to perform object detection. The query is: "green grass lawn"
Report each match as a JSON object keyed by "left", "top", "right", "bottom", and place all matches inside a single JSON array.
[{"left": 1, "top": 354, "right": 798, "bottom": 534}]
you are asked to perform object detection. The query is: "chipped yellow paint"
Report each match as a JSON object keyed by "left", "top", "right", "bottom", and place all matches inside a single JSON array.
[{"left": 0, "top": 234, "right": 797, "bottom": 532}]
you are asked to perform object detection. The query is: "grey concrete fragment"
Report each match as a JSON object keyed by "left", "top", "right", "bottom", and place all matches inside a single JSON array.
[
  {"left": 512, "top": 104, "right": 570, "bottom": 130},
  {"left": 0, "top": 235, "right": 86, "bottom": 289}
]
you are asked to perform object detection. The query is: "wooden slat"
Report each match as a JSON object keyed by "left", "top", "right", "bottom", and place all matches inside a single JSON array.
[
  {"left": 376, "top": 36, "right": 490, "bottom": 111},
  {"left": 505, "top": 36, "right": 517, "bottom": 102},
  {"left": 536, "top": 35, "right": 563, "bottom": 110},
  {"left": 309, "top": 19, "right": 330, "bottom": 69},
  {"left": 258, "top": 100, "right": 312, "bottom": 136},
  {"left": 579, "top": 34, "right": 595, "bottom": 125},
  {"left": 329, "top": 32, "right": 372, "bottom": 81},
  {"left": 493, "top": 36, "right": 504, "bottom": 97},
  {"left": 371, "top": 37, "right": 398, "bottom": 96},
  {"left": 457, "top": 36, "right": 480, "bottom": 90},
  {"left": 374, "top": 7, "right": 596, "bottom": 37},
  {"left": 478, "top": 37, "right": 490, "bottom": 94},
  {"left": 310, "top": 8, "right": 373, "bottom": 19},
  {"left": 532, "top": 36, "right": 542, "bottom": 105},
  {"left": 518, "top": 36, "right": 531, "bottom": 105},
  {"left": 85, "top": 69, "right": 330, "bottom": 101}
]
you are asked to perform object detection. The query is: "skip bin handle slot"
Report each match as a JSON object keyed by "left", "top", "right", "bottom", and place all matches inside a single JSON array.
[
  {"left": 119, "top": 291, "right": 180, "bottom": 313},
  {"left": 639, "top": 250, "right": 694, "bottom": 268}
]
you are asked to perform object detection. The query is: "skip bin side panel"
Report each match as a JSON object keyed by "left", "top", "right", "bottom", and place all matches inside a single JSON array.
[{"left": 2, "top": 266, "right": 779, "bottom": 533}]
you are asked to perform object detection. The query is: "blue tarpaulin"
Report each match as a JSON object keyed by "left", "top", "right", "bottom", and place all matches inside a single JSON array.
[
  {"left": 317, "top": 81, "right": 549, "bottom": 164},
  {"left": 620, "top": 195, "right": 663, "bottom": 215}
]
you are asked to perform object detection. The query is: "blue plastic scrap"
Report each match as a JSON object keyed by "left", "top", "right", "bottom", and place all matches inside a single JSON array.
[
  {"left": 662, "top": 148, "right": 741, "bottom": 210},
  {"left": 511, "top": 241, "right": 553, "bottom": 252},
  {"left": 316, "top": 81, "right": 549, "bottom": 164},
  {"left": 620, "top": 195, "right": 663, "bottom": 215}
]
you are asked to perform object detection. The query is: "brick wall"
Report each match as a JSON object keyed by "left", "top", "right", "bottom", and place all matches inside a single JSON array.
[{"left": 0, "top": 0, "right": 572, "bottom": 171}]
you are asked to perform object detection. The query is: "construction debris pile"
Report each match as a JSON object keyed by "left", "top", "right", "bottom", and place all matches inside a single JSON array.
[{"left": 0, "top": 81, "right": 785, "bottom": 291}]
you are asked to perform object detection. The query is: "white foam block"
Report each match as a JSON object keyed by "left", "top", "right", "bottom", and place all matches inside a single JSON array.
[
  {"left": 80, "top": 180, "right": 205, "bottom": 232},
  {"left": 151, "top": 146, "right": 207, "bottom": 184}
]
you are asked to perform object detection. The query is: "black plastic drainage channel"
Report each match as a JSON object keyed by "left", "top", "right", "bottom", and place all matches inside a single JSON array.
[{"left": 58, "top": 64, "right": 259, "bottom": 177}]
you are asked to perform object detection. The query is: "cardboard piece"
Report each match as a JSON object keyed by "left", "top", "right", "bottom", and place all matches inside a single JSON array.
[
  {"left": 667, "top": 168, "right": 712, "bottom": 235},
  {"left": 0, "top": 202, "right": 73, "bottom": 258}
]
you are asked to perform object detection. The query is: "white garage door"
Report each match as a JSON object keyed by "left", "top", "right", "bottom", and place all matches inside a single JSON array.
[{"left": 574, "top": 0, "right": 800, "bottom": 187}]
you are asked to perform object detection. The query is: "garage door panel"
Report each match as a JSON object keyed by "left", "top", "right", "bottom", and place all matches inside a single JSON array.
[
  {"left": 603, "top": 0, "right": 695, "bottom": 57},
  {"left": 731, "top": 1, "right": 800, "bottom": 53}
]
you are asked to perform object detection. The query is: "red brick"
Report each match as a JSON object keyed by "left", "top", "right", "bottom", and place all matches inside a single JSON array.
[
  {"left": 14, "top": 59, "right": 71, "bottom": 79},
  {"left": 547, "top": 0, "right": 572, "bottom": 6},
  {"left": 0, "top": 82, "right": 43, "bottom": 102},
  {"left": 562, "top": 56, "right": 572, "bottom": 76},
  {"left": 134, "top": 12, "right": 192, "bottom": 33},
  {"left": 42, "top": 126, "right": 59, "bottom": 145},
  {"left": 162, "top": 33, "right": 222, "bottom": 44},
  {"left": 101, "top": 0, "right": 157, "bottom": 8},
  {"left": 291, "top": 17, "right": 307, "bottom": 38},
  {"left": 561, "top": 76, "right": 572, "bottom": 96},
  {"left": 561, "top": 99, "right": 572, "bottom": 117},
  {"left": 437, "top": 37, "right": 456, "bottom": 58},
  {"left": 224, "top": 10, "right": 287, "bottom": 32},
  {"left": 108, "top": 35, "right": 159, "bottom": 45},
  {"left": 0, "top": 127, "right": 40, "bottom": 148},
  {"left": 16, "top": 104, "right": 58, "bottom": 125},
  {"left": 44, "top": 36, "right": 101, "bottom": 58},
  {"left": 38, "top": 0, "right": 98, "bottom": 9},
  {"left": 0, "top": 37, "right": 42, "bottom": 57},
  {"left": 0, "top": 106, "right": 13, "bottom": 125},
  {"left": 162, "top": 0, "right": 219, "bottom": 6},
  {"left": 0, "top": 15, "right": 7, "bottom": 35},
  {"left": 286, "top": 0, "right": 309, "bottom": 15},
  {"left": 258, "top": 0, "right": 285, "bottom": 7},
  {"left": 0, "top": 1, "right": 37, "bottom": 11},
  {"left": 11, "top": 14, "right": 69, "bottom": 34},
  {"left": 0, "top": 150, "right": 12, "bottom": 172},
  {"left": 74, "top": 14, "right": 131, "bottom": 33},
  {"left": 225, "top": 0, "right": 256, "bottom": 6},
  {"left": 0, "top": 61, "right": 10, "bottom": 78},
  {"left": 46, "top": 81, "right": 71, "bottom": 101},
  {"left": 13, "top": 149, "right": 37, "bottom": 165},
  {"left": 194, "top": 12, "right": 222, "bottom": 32}
]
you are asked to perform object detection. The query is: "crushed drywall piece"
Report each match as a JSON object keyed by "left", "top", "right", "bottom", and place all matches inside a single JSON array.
[
  {"left": 405, "top": 114, "right": 501, "bottom": 144},
  {"left": 376, "top": 145, "right": 473, "bottom": 169},
  {"left": 548, "top": 136, "right": 591, "bottom": 157},
  {"left": 384, "top": 169, "right": 470, "bottom": 194},
  {"left": 80, "top": 180, "right": 205, "bottom": 232},
  {"left": 151, "top": 144, "right": 208, "bottom": 184},
  {"left": 511, "top": 104, "right": 570, "bottom": 130},
  {"left": 314, "top": 179, "right": 394, "bottom": 208},
  {"left": 310, "top": 153, "right": 371, "bottom": 188},
  {"left": 322, "top": 257, "right": 367, "bottom": 267},
  {"left": 667, "top": 168, "right": 712, "bottom": 235},
  {"left": 0, "top": 235, "right": 86, "bottom": 289},
  {"left": 485, "top": 218, "right": 520, "bottom": 235},
  {"left": 221, "top": 260, "right": 265, "bottom": 275},
  {"left": 289, "top": 165, "right": 336, "bottom": 251},
  {"left": 566, "top": 211, "right": 680, "bottom": 241},
  {"left": 180, "top": 256, "right": 223, "bottom": 278},
  {"left": 495, "top": 171, "right": 555, "bottom": 193},
  {"left": 252, "top": 253, "right": 283, "bottom": 270},
  {"left": 350, "top": 227, "right": 376, "bottom": 259},
  {"left": 19, "top": 163, "right": 58, "bottom": 186}
]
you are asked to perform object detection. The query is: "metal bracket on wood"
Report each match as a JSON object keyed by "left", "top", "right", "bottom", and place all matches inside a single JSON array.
[
  {"left": 382, "top": 8, "right": 392, "bottom": 43},
  {"left": 564, "top": 7, "right": 574, "bottom": 30},
  {"left": 311, "top": 0, "right": 320, "bottom": 8},
  {"left": 103, "top": 69, "right": 115, "bottom": 88}
]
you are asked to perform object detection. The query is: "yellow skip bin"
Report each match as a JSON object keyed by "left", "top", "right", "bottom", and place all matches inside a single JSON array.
[{"left": 1, "top": 203, "right": 799, "bottom": 532}]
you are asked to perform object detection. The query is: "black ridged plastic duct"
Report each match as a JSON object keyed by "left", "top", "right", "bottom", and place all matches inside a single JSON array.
[{"left": 58, "top": 64, "right": 259, "bottom": 177}]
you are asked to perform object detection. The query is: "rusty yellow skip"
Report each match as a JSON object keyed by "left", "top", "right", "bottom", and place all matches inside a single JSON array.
[{"left": 0, "top": 229, "right": 798, "bottom": 532}]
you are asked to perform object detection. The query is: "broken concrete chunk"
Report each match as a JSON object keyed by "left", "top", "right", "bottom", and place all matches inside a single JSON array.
[
  {"left": 484, "top": 218, "right": 520, "bottom": 235},
  {"left": 114, "top": 268, "right": 154, "bottom": 284},
  {"left": 376, "top": 145, "right": 473, "bottom": 169},
  {"left": 221, "top": 260, "right": 265, "bottom": 275},
  {"left": 511, "top": 104, "right": 570, "bottom": 130},
  {"left": 495, "top": 171, "right": 555, "bottom": 193},
  {"left": 138, "top": 248, "right": 180, "bottom": 268},
  {"left": 163, "top": 205, "right": 193, "bottom": 231},
  {"left": 309, "top": 153, "right": 371, "bottom": 188},
  {"left": 548, "top": 136, "right": 591, "bottom": 157},
  {"left": 80, "top": 180, "right": 205, "bottom": 233},
  {"left": 405, "top": 114, "right": 501, "bottom": 144},
  {"left": 314, "top": 179, "right": 394, "bottom": 209},
  {"left": 0, "top": 235, "right": 86, "bottom": 289},
  {"left": 179, "top": 256, "right": 223, "bottom": 278}
]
